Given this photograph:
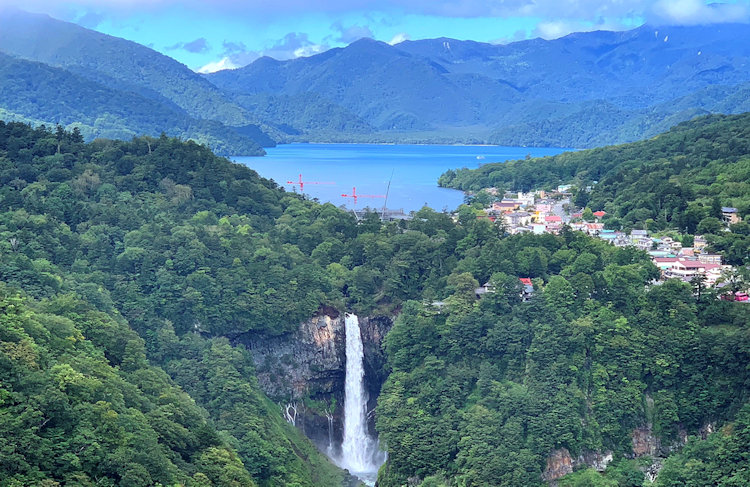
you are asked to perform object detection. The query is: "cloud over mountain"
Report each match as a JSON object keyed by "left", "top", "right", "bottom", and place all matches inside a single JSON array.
[
  {"left": 331, "top": 21, "right": 373, "bottom": 43},
  {"left": 198, "top": 32, "right": 327, "bottom": 72},
  {"left": 167, "top": 37, "right": 210, "bottom": 53}
]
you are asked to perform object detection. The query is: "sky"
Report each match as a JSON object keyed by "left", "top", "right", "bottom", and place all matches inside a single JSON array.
[{"left": 3, "top": 0, "right": 750, "bottom": 73}]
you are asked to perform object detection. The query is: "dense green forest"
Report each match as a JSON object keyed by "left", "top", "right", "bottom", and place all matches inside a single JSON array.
[
  {"left": 376, "top": 233, "right": 749, "bottom": 486},
  {"left": 0, "top": 287, "right": 259, "bottom": 486},
  {"left": 0, "top": 121, "right": 493, "bottom": 485},
  {"left": 0, "top": 121, "right": 748, "bottom": 486}
]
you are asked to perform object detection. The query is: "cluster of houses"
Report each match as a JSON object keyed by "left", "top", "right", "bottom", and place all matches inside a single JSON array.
[
  {"left": 594, "top": 228, "right": 737, "bottom": 288},
  {"left": 480, "top": 191, "right": 574, "bottom": 234},
  {"left": 478, "top": 191, "right": 738, "bottom": 289}
]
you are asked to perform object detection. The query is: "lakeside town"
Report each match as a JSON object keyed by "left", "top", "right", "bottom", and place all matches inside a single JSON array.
[{"left": 473, "top": 186, "right": 748, "bottom": 300}]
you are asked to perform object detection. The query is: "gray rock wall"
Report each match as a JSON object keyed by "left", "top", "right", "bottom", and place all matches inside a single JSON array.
[{"left": 232, "top": 311, "right": 393, "bottom": 448}]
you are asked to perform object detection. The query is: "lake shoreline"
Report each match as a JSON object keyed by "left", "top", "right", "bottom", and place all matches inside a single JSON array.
[{"left": 234, "top": 144, "right": 568, "bottom": 213}]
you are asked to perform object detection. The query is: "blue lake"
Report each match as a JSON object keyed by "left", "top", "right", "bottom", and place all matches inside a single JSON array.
[{"left": 234, "top": 144, "right": 568, "bottom": 213}]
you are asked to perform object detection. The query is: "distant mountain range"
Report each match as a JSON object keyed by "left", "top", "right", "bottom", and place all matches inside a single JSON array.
[
  {"left": 0, "top": 9, "right": 272, "bottom": 155},
  {"left": 1, "top": 9, "right": 750, "bottom": 152},
  {"left": 209, "top": 25, "right": 750, "bottom": 147}
]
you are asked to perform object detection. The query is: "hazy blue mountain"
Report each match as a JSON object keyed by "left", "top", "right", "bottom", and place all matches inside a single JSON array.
[
  {"left": 0, "top": 52, "right": 267, "bottom": 155},
  {"left": 398, "top": 24, "right": 750, "bottom": 106},
  {"left": 211, "top": 38, "right": 516, "bottom": 131},
  {"left": 208, "top": 24, "right": 750, "bottom": 147},
  {"left": 2, "top": 7, "right": 749, "bottom": 149},
  {"left": 0, "top": 8, "right": 276, "bottom": 153},
  {"left": 0, "top": 9, "right": 247, "bottom": 124}
]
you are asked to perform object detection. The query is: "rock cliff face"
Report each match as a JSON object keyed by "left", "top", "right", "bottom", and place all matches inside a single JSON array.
[
  {"left": 542, "top": 448, "right": 613, "bottom": 482},
  {"left": 237, "top": 312, "right": 346, "bottom": 400},
  {"left": 543, "top": 421, "right": 706, "bottom": 484},
  {"left": 631, "top": 425, "right": 662, "bottom": 457},
  {"left": 232, "top": 310, "right": 393, "bottom": 449}
]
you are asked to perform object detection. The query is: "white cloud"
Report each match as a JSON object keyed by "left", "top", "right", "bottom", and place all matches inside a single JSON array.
[
  {"left": 532, "top": 18, "right": 628, "bottom": 40},
  {"left": 388, "top": 32, "right": 409, "bottom": 45},
  {"left": 650, "top": 0, "right": 750, "bottom": 24},
  {"left": 293, "top": 44, "right": 326, "bottom": 57},
  {"left": 197, "top": 56, "right": 237, "bottom": 73},
  {"left": 535, "top": 20, "right": 578, "bottom": 39},
  {"left": 330, "top": 20, "right": 373, "bottom": 43},
  {"left": 214, "top": 32, "right": 329, "bottom": 68}
]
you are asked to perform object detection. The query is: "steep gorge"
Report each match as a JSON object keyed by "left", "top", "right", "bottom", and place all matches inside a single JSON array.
[{"left": 232, "top": 311, "right": 393, "bottom": 465}]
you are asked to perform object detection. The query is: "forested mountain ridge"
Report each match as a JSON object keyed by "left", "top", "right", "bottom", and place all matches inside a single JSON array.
[
  {"left": 208, "top": 24, "right": 750, "bottom": 147},
  {"left": 0, "top": 287, "right": 260, "bottom": 486},
  {"left": 0, "top": 9, "right": 273, "bottom": 155},
  {"left": 0, "top": 9, "right": 248, "bottom": 126},
  {"left": 0, "top": 52, "right": 268, "bottom": 156}
]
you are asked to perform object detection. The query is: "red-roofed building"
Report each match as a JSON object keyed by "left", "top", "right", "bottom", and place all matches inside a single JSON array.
[
  {"left": 654, "top": 257, "right": 726, "bottom": 285},
  {"left": 519, "top": 278, "right": 534, "bottom": 300},
  {"left": 653, "top": 257, "right": 680, "bottom": 270},
  {"left": 593, "top": 211, "right": 607, "bottom": 218},
  {"left": 545, "top": 215, "right": 562, "bottom": 223}
]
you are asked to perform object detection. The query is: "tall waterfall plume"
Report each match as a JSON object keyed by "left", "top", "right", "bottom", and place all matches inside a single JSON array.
[{"left": 340, "top": 313, "right": 386, "bottom": 477}]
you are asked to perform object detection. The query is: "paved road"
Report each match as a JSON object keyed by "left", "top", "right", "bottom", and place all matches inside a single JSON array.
[{"left": 552, "top": 197, "right": 571, "bottom": 223}]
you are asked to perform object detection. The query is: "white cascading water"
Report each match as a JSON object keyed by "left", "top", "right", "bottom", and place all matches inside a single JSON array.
[
  {"left": 326, "top": 413, "right": 334, "bottom": 457},
  {"left": 340, "top": 313, "right": 386, "bottom": 481}
]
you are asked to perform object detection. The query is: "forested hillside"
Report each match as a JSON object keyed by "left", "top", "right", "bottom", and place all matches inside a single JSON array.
[
  {"left": 0, "top": 121, "right": 748, "bottom": 486},
  {"left": 0, "top": 122, "right": 358, "bottom": 486},
  {"left": 0, "top": 10, "right": 248, "bottom": 127},
  {"left": 0, "top": 53, "right": 267, "bottom": 156},
  {"left": 0, "top": 10, "right": 273, "bottom": 155},
  {"left": 376, "top": 234, "right": 749, "bottom": 486},
  {"left": 440, "top": 113, "right": 750, "bottom": 264},
  {"left": 0, "top": 287, "right": 259, "bottom": 486}
]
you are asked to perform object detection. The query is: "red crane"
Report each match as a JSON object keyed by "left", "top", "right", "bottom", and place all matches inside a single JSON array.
[
  {"left": 340, "top": 187, "right": 386, "bottom": 205},
  {"left": 286, "top": 174, "right": 335, "bottom": 192}
]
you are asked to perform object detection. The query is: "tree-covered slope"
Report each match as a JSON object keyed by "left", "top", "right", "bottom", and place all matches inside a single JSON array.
[
  {"left": 439, "top": 112, "right": 750, "bottom": 192},
  {"left": 1, "top": 120, "right": 748, "bottom": 487},
  {"left": 0, "top": 287, "right": 258, "bottom": 486},
  {"left": 0, "top": 122, "right": 359, "bottom": 486},
  {"left": 0, "top": 9, "right": 249, "bottom": 127},
  {"left": 439, "top": 112, "right": 750, "bottom": 264},
  {"left": 0, "top": 9, "right": 276, "bottom": 154},
  {"left": 376, "top": 232, "right": 749, "bottom": 487},
  {"left": 0, "top": 52, "right": 266, "bottom": 156}
]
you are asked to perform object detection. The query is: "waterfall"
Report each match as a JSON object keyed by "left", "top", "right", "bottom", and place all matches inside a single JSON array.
[
  {"left": 340, "top": 313, "right": 386, "bottom": 478},
  {"left": 326, "top": 412, "right": 334, "bottom": 457}
]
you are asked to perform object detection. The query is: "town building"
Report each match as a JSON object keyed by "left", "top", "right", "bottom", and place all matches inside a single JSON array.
[{"left": 722, "top": 207, "right": 741, "bottom": 225}]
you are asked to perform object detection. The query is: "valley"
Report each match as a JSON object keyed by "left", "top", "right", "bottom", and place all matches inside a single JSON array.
[{"left": 0, "top": 5, "right": 749, "bottom": 487}]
